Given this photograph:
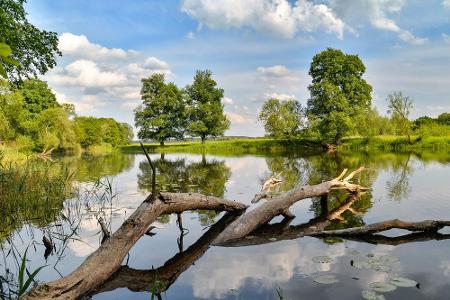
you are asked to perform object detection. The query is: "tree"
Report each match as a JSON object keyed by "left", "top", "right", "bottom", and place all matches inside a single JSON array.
[
  {"left": 185, "top": 70, "right": 230, "bottom": 143},
  {"left": 387, "top": 91, "right": 413, "bottom": 143},
  {"left": 437, "top": 113, "right": 450, "bottom": 125},
  {"left": 0, "top": 42, "right": 19, "bottom": 79},
  {"left": 18, "top": 79, "right": 60, "bottom": 114},
  {"left": 134, "top": 73, "right": 185, "bottom": 146},
  {"left": 258, "top": 98, "right": 303, "bottom": 140},
  {"left": 0, "top": 0, "right": 60, "bottom": 81},
  {"left": 307, "top": 48, "right": 372, "bottom": 144}
]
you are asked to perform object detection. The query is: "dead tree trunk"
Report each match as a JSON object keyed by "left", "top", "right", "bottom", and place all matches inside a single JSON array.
[
  {"left": 213, "top": 168, "right": 367, "bottom": 245},
  {"left": 24, "top": 193, "right": 246, "bottom": 300}
]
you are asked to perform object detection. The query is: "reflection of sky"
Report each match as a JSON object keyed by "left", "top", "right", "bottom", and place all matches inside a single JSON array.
[{"left": 2, "top": 153, "right": 450, "bottom": 299}]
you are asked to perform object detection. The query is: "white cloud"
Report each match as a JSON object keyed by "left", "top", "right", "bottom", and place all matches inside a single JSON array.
[
  {"left": 223, "top": 97, "right": 234, "bottom": 105},
  {"left": 181, "top": 0, "right": 346, "bottom": 39},
  {"left": 329, "top": 0, "right": 426, "bottom": 45},
  {"left": 226, "top": 112, "right": 253, "bottom": 124},
  {"left": 187, "top": 31, "right": 195, "bottom": 39},
  {"left": 257, "top": 65, "right": 291, "bottom": 77},
  {"left": 59, "top": 32, "right": 137, "bottom": 60},
  {"left": 46, "top": 33, "right": 171, "bottom": 116},
  {"left": 265, "top": 92, "right": 296, "bottom": 101},
  {"left": 443, "top": 0, "right": 450, "bottom": 8}
]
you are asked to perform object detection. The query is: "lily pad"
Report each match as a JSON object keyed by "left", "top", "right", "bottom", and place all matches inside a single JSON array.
[
  {"left": 368, "top": 282, "right": 397, "bottom": 293},
  {"left": 348, "top": 249, "right": 360, "bottom": 256},
  {"left": 390, "top": 277, "right": 417, "bottom": 287},
  {"left": 352, "top": 260, "right": 371, "bottom": 269},
  {"left": 362, "top": 290, "right": 386, "bottom": 300},
  {"left": 312, "top": 274, "right": 339, "bottom": 284},
  {"left": 312, "top": 255, "right": 333, "bottom": 264}
]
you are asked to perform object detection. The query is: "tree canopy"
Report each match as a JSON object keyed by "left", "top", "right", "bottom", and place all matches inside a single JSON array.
[
  {"left": 387, "top": 91, "right": 413, "bottom": 142},
  {"left": 185, "top": 70, "right": 229, "bottom": 142},
  {"left": 258, "top": 98, "right": 304, "bottom": 140},
  {"left": 0, "top": 0, "right": 60, "bottom": 81},
  {"left": 134, "top": 73, "right": 185, "bottom": 145},
  {"left": 307, "top": 48, "right": 372, "bottom": 143}
]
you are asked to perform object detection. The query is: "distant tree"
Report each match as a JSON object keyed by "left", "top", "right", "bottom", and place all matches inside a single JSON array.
[
  {"left": 120, "top": 123, "right": 134, "bottom": 143},
  {"left": 413, "top": 116, "right": 435, "bottom": 130},
  {"left": 307, "top": 48, "right": 372, "bottom": 144},
  {"left": 0, "top": 0, "right": 60, "bottom": 81},
  {"left": 75, "top": 116, "right": 132, "bottom": 148},
  {"left": 185, "top": 70, "right": 230, "bottom": 143},
  {"left": 19, "top": 79, "right": 60, "bottom": 114},
  {"left": 437, "top": 113, "right": 450, "bottom": 125},
  {"left": 134, "top": 73, "right": 185, "bottom": 146},
  {"left": 387, "top": 91, "right": 413, "bottom": 143},
  {"left": 62, "top": 103, "right": 76, "bottom": 118},
  {"left": 259, "top": 98, "right": 303, "bottom": 140}
]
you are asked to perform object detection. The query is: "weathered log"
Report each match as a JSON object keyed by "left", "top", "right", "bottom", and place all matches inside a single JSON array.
[
  {"left": 24, "top": 193, "right": 247, "bottom": 300},
  {"left": 213, "top": 168, "right": 367, "bottom": 245},
  {"left": 308, "top": 219, "right": 450, "bottom": 237},
  {"left": 90, "top": 212, "right": 240, "bottom": 296}
]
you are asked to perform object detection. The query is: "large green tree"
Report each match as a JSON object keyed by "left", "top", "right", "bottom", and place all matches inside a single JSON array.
[
  {"left": 134, "top": 73, "right": 185, "bottom": 146},
  {"left": 307, "top": 48, "right": 372, "bottom": 144},
  {"left": 19, "top": 79, "right": 60, "bottom": 114},
  {"left": 0, "top": 0, "right": 60, "bottom": 81},
  {"left": 185, "top": 70, "right": 230, "bottom": 143},
  {"left": 259, "top": 98, "right": 303, "bottom": 140}
]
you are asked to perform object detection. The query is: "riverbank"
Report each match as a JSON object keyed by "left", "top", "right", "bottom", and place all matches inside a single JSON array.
[{"left": 121, "top": 136, "right": 450, "bottom": 156}]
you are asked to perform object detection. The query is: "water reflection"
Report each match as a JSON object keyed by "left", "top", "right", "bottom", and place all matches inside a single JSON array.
[{"left": 2, "top": 150, "right": 450, "bottom": 300}]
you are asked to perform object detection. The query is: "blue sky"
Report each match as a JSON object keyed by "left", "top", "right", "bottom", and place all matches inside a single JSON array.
[{"left": 26, "top": 0, "right": 450, "bottom": 136}]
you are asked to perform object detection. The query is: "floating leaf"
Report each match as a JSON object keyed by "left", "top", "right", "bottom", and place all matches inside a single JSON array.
[
  {"left": 348, "top": 249, "right": 360, "bottom": 256},
  {"left": 390, "top": 277, "right": 417, "bottom": 287},
  {"left": 368, "top": 282, "right": 397, "bottom": 293},
  {"left": 352, "top": 260, "right": 370, "bottom": 269},
  {"left": 312, "top": 274, "right": 339, "bottom": 284},
  {"left": 268, "top": 238, "right": 277, "bottom": 241},
  {"left": 312, "top": 256, "right": 333, "bottom": 264},
  {"left": 362, "top": 290, "right": 386, "bottom": 300}
]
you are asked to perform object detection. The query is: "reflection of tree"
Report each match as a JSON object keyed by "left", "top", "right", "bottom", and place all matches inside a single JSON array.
[
  {"left": 386, "top": 153, "right": 412, "bottom": 201},
  {"left": 138, "top": 155, "right": 231, "bottom": 226},
  {"left": 264, "top": 155, "right": 306, "bottom": 192},
  {"left": 58, "top": 152, "right": 135, "bottom": 182}
]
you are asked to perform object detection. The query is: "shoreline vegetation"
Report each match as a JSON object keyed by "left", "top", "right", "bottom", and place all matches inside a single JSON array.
[{"left": 120, "top": 135, "right": 450, "bottom": 156}]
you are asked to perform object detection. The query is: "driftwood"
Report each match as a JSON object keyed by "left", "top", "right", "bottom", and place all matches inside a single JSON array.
[
  {"left": 212, "top": 168, "right": 368, "bottom": 245},
  {"left": 24, "top": 167, "right": 450, "bottom": 299},
  {"left": 24, "top": 193, "right": 247, "bottom": 300}
]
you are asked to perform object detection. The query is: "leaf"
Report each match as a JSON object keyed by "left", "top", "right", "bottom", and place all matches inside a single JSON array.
[
  {"left": 362, "top": 290, "right": 386, "bottom": 300},
  {"left": 352, "top": 260, "right": 370, "bottom": 269},
  {"left": 390, "top": 277, "right": 417, "bottom": 287},
  {"left": 18, "top": 247, "right": 28, "bottom": 294},
  {"left": 312, "top": 274, "right": 339, "bottom": 284},
  {"left": 312, "top": 255, "right": 333, "bottom": 264},
  {"left": 0, "top": 64, "right": 7, "bottom": 78},
  {"left": 2, "top": 56, "right": 20, "bottom": 67},
  {"left": 0, "top": 43, "right": 12, "bottom": 56},
  {"left": 368, "top": 282, "right": 397, "bottom": 293},
  {"left": 19, "top": 266, "right": 45, "bottom": 295}
]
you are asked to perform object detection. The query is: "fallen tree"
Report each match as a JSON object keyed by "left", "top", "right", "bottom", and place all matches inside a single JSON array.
[
  {"left": 23, "top": 193, "right": 247, "bottom": 300},
  {"left": 24, "top": 164, "right": 450, "bottom": 299}
]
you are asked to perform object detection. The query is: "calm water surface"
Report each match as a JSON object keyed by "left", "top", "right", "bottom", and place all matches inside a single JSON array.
[{"left": 1, "top": 151, "right": 450, "bottom": 299}]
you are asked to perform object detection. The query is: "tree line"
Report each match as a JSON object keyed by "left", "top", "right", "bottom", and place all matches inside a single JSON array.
[
  {"left": 134, "top": 70, "right": 229, "bottom": 145},
  {"left": 258, "top": 48, "right": 450, "bottom": 145},
  {"left": 0, "top": 0, "right": 133, "bottom": 153}
]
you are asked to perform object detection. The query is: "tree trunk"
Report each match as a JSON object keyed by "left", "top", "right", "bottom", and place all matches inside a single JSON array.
[
  {"left": 201, "top": 135, "right": 205, "bottom": 144},
  {"left": 160, "top": 140, "right": 165, "bottom": 147},
  {"left": 24, "top": 193, "right": 247, "bottom": 300},
  {"left": 213, "top": 168, "right": 367, "bottom": 245}
]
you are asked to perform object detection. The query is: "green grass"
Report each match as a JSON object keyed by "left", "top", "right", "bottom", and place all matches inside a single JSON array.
[
  {"left": 121, "top": 138, "right": 322, "bottom": 156},
  {"left": 340, "top": 135, "right": 450, "bottom": 151}
]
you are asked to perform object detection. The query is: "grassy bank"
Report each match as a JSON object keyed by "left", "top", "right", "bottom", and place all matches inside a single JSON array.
[
  {"left": 121, "top": 138, "right": 322, "bottom": 156},
  {"left": 340, "top": 136, "right": 450, "bottom": 151},
  {"left": 122, "top": 135, "right": 450, "bottom": 156}
]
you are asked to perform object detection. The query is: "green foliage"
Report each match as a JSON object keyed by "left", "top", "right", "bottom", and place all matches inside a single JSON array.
[
  {"left": 19, "top": 78, "right": 60, "bottom": 114},
  {"left": 74, "top": 116, "right": 132, "bottom": 148},
  {"left": 0, "top": 0, "right": 60, "bottom": 81},
  {"left": 17, "top": 247, "right": 45, "bottom": 296},
  {"left": 437, "top": 112, "right": 450, "bottom": 125},
  {"left": 185, "top": 70, "right": 230, "bottom": 142},
  {"left": 307, "top": 48, "right": 372, "bottom": 143},
  {"left": 134, "top": 73, "right": 185, "bottom": 145},
  {"left": 387, "top": 91, "right": 413, "bottom": 142},
  {"left": 259, "top": 98, "right": 304, "bottom": 140},
  {"left": 357, "top": 108, "right": 394, "bottom": 137},
  {"left": 0, "top": 42, "right": 19, "bottom": 78}
]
